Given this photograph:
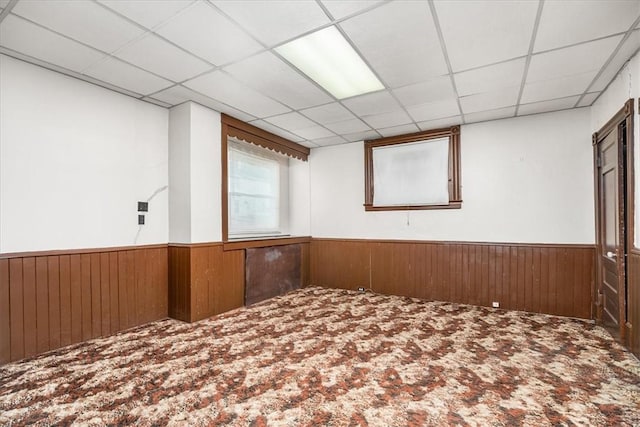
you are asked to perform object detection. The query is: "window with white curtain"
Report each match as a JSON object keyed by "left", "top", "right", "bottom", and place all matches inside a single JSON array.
[
  {"left": 228, "top": 138, "right": 289, "bottom": 238},
  {"left": 364, "top": 126, "right": 462, "bottom": 210}
]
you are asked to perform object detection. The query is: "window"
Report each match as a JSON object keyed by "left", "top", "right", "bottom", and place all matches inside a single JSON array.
[
  {"left": 364, "top": 126, "right": 461, "bottom": 211},
  {"left": 228, "top": 139, "right": 288, "bottom": 238},
  {"left": 221, "top": 114, "right": 309, "bottom": 242}
]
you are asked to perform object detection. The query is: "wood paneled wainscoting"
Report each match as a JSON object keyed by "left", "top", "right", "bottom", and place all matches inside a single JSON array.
[
  {"left": 310, "top": 239, "right": 595, "bottom": 319},
  {"left": 168, "top": 238, "right": 310, "bottom": 323},
  {"left": 627, "top": 250, "right": 640, "bottom": 358},
  {"left": 0, "top": 245, "right": 168, "bottom": 365},
  {"left": 168, "top": 243, "right": 245, "bottom": 323}
]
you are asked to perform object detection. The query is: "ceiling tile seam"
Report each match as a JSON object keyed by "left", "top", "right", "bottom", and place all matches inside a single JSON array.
[
  {"left": 532, "top": 30, "right": 629, "bottom": 57},
  {"left": 146, "top": 83, "right": 263, "bottom": 121},
  {"left": 427, "top": 0, "right": 465, "bottom": 124},
  {"left": 316, "top": 0, "right": 393, "bottom": 26},
  {"left": 514, "top": 0, "right": 544, "bottom": 117},
  {"left": 451, "top": 55, "right": 528, "bottom": 76},
  {"left": 250, "top": 118, "right": 329, "bottom": 144},
  {"left": 92, "top": 0, "right": 220, "bottom": 70},
  {"left": 520, "top": 92, "right": 596, "bottom": 108},
  {"left": 0, "top": 0, "right": 18, "bottom": 24},
  {"left": 0, "top": 48, "right": 145, "bottom": 99},
  {"left": 573, "top": 14, "right": 640, "bottom": 108},
  {"left": 3, "top": 12, "right": 181, "bottom": 89}
]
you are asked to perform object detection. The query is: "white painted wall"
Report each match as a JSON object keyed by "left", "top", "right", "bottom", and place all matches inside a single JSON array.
[
  {"left": 590, "top": 51, "right": 640, "bottom": 246},
  {"left": 168, "top": 103, "right": 191, "bottom": 243},
  {"left": 0, "top": 55, "right": 169, "bottom": 253},
  {"left": 310, "top": 108, "right": 594, "bottom": 244},
  {"left": 289, "top": 159, "right": 311, "bottom": 236},
  {"left": 189, "top": 103, "right": 222, "bottom": 243}
]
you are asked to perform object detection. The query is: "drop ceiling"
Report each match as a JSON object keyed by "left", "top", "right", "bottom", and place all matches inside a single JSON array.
[{"left": 1, "top": 0, "right": 639, "bottom": 148}]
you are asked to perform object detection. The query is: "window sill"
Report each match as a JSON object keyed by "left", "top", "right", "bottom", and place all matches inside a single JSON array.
[
  {"left": 223, "top": 236, "right": 311, "bottom": 251},
  {"left": 364, "top": 201, "right": 462, "bottom": 211}
]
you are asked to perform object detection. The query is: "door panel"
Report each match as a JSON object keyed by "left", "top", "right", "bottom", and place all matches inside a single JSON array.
[{"left": 596, "top": 127, "right": 625, "bottom": 337}]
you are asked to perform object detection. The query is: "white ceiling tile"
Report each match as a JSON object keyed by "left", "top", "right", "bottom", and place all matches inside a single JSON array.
[
  {"left": 223, "top": 51, "right": 332, "bottom": 109},
  {"left": 434, "top": 0, "right": 538, "bottom": 72},
  {"left": 312, "top": 135, "right": 349, "bottom": 147},
  {"left": 98, "top": 0, "right": 194, "bottom": 29},
  {"left": 152, "top": 85, "right": 257, "bottom": 121},
  {"left": 591, "top": 30, "right": 640, "bottom": 92},
  {"left": 320, "top": 0, "right": 383, "bottom": 20},
  {"left": 142, "top": 97, "right": 172, "bottom": 108},
  {"left": 393, "top": 75, "right": 455, "bottom": 107},
  {"left": 417, "top": 116, "right": 461, "bottom": 131},
  {"left": 294, "top": 126, "right": 336, "bottom": 140},
  {"left": 340, "top": 1, "right": 448, "bottom": 87},
  {"left": 0, "top": 15, "right": 105, "bottom": 73},
  {"left": 517, "top": 96, "right": 581, "bottom": 116},
  {"left": 454, "top": 58, "right": 526, "bottom": 97},
  {"left": 211, "top": 0, "right": 330, "bottom": 46},
  {"left": 577, "top": 92, "right": 601, "bottom": 107},
  {"left": 344, "top": 130, "right": 380, "bottom": 142},
  {"left": 264, "top": 112, "right": 317, "bottom": 130},
  {"left": 300, "top": 102, "right": 356, "bottom": 124},
  {"left": 249, "top": 120, "right": 305, "bottom": 142},
  {"left": 12, "top": 0, "right": 145, "bottom": 53},
  {"left": 298, "top": 140, "right": 319, "bottom": 148},
  {"left": 341, "top": 90, "right": 401, "bottom": 116},
  {"left": 83, "top": 57, "right": 173, "bottom": 95},
  {"left": 114, "top": 33, "right": 211, "bottom": 82},
  {"left": 324, "top": 118, "right": 371, "bottom": 134},
  {"left": 527, "top": 35, "right": 623, "bottom": 83},
  {"left": 521, "top": 71, "right": 596, "bottom": 104},
  {"left": 465, "top": 107, "right": 516, "bottom": 124},
  {"left": 406, "top": 99, "right": 460, "bottom": 122},
  {"left": 0, "top": 0, "right": 8, "bottom": 7},
  {"left": 156, "top": 1, "right": 262, "bottom": 66},
  {"left": 184, "top": 71, "right": 290, "bottom": 117},
  {"left": 377, "top": 123, "right": 420, "bottom": 138},
  {"left": 534, "top": 0, "right": 639, "bottom": 52},
  {"left": 362, "top": 110, "right": 413, "bottom": 129},
  {"left": 459, "top": 86, "right": 519, "bottom": 114}
]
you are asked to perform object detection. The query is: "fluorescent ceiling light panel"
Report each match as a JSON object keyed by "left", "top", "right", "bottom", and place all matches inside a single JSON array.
[{"left": 276, "top": 26, "right": 384, "bottom": 99}]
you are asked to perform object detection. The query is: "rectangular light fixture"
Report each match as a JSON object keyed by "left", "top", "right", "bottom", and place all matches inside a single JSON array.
[{"left": 276, "top": 26, "right": 384, "bottom": 100}]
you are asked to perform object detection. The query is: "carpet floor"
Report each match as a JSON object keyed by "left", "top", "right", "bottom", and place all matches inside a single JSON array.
[{"left": 1, "top": 286, "right": 639, "bottom": 426}]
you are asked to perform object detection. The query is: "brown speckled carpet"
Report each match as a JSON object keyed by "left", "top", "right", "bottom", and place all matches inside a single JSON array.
[{"left": 1, "top": 286, "right": 639, "bottom": 426}]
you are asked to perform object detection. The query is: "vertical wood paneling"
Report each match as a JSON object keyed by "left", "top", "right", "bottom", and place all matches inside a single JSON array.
[
  {"left": 100, "top": 253, "right": 111, "bottom": 336},
  {"left": 35, "top": 257, "right": 49, "bottom": 354},
  {"left": 627, "top": 251, "right": 640, "bottom": 359},
  {"left": 310, "top": 240, "right": 370, "bottom": 291},
  {"left": 90, "top": 253, "right": 101, "bottom": 339},
  {"left": 311, "top": 239, "right": 595, "bottom": 319},
  {"left": 0, "top": 259, "right": 10, "bottom": 364},
  {"left": 69, "top": 255, "right": 83, "bottom": 344},
  {"left": 80, "top": 254, "right": 92, "bottom": 341},
  {"left": 220, "top": 249, "right": 245, "bottom": 314},
  {"left": 59, "top": 255, "right": 72, "bottom": 347},
  {"left": 22, "top": 258, "right": 37, "bottom": 358},
  {"left": 48, "top": 256, "right": 61, "bottom": 350},
  {"left": 109, "top": 252, "right": 119, "bottom": 334},
  {"left": 9, "top": 259, "right": 24, "bottom": 361},
  {"left": 1, "top": 245, "right": 170, "bottom": 365}
]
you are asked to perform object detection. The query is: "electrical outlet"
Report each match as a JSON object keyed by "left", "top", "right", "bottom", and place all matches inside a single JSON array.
[
  {"left": 138, "top": 214, "right": 145, "bottom": 225},
  {"left": 357, "top": 287, "right": 366, "bottom": 293},
  {"left": 492, "top": 301, "right": 500, "bottom": 308}
]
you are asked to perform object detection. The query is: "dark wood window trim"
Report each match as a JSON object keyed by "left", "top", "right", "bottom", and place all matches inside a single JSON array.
[
  {"left": 221, "top": 114, "right": 310, "bottom": 242},
  {"left": 364, "top": 126, "right": 462, "bottom": 211},
  {"left": 222, "top": 236, "right": 310, "bottom": 251}
]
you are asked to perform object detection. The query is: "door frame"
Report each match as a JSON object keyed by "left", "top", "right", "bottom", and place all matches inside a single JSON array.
[{"left": 592, "top": 98, "right": 634, "bottom": 343}]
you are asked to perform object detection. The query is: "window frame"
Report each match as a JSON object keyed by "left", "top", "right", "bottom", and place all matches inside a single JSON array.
[
  {"left": 364, "top": 126, "right": 462, "bottom": 211},
  {"left": 221, "top": 114, "right": 309, "bottom": 243}
]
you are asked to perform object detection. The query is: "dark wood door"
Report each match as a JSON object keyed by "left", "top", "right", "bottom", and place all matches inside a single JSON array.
[{"left": 595, "top": 126, "right": 627, "bottom": 339}]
